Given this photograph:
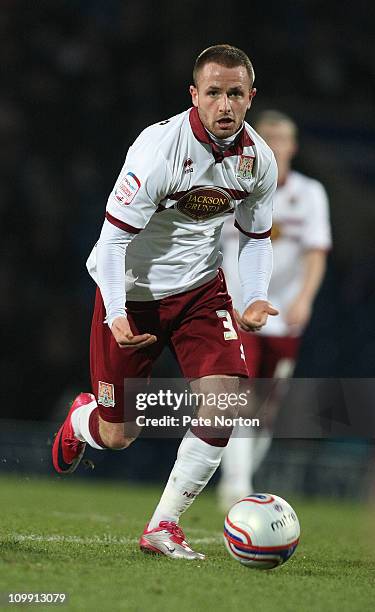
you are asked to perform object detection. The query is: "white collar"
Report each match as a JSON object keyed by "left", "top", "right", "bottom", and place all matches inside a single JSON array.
[{"left": 205, "top": 125, "right": 243, "bottom": 151}]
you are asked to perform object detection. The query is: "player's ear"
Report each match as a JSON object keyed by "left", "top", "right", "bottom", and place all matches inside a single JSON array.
[
  {"left": 190, "top": 85, "right": 198, "bottom": 107},
  {"left": 247, "top": 87, "right": 257, "bottom": 109}
]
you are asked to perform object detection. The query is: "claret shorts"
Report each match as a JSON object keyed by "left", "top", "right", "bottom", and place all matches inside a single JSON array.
[{"left": 90, "top": 270, "right": 248, "bottom": 422}]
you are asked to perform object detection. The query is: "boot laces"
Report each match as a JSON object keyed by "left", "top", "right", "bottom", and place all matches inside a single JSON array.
[
  {"left": 159, "top": 521, "right": 185, "bottom": 541},
  {"left": 65, "top": 436, "right": 83, "bottom": 451}
]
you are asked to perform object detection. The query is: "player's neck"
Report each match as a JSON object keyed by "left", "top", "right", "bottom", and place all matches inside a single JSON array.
[{"left": 205, "top": 125, "right": 243, "bottom": 152}]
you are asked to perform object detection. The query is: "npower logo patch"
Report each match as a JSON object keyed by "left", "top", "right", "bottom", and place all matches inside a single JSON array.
[
  {"left": 176, "top": 186, "right": 231, "bottom": 221},
  {"left": 115, "top": 172, "right": 141, "bottom": 205}
]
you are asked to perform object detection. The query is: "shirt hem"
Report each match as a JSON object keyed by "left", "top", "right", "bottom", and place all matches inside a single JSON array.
[{"left": 125, "top": 270, "right": 219, "bottom": 302}]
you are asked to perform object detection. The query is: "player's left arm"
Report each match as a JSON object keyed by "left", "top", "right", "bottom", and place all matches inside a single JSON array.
[
  {"left": 235, "top": 153, "right": 279, "bottom": 331},
  {"left": 285, "top": 181, "right": 332, "bottom": 331}
]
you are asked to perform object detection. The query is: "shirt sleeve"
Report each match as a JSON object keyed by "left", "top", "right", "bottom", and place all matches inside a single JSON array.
[
  {"left": 301, "top": 181, "right": 332, "bottom": 250},
  {"left": 96, "top": 219, "right": 134, "bottom": 328},
  {"left": 238, "top": 235, "right": 273, "bottom": 310},
  {"left": 106, "top": 136, "right": 173, "bottom": 233},
  {"left": 234, "top": 153, "right": 277, "bottom": 238}
]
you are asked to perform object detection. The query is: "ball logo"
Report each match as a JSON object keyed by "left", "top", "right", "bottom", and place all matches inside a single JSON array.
[
  {"left": 176, "top": 186, "right": 231, "bottom": 221},
  {"left": 271, "top": 512, "right": 297, "bottom": 531}
]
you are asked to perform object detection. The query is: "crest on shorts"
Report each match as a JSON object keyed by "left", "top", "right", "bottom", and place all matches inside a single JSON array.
[
  {"left": 98, "top": 381, "right": 115, "bottom": 407},
  {"left": 237, "top": 155, "right": 255, "bottom": 179}
]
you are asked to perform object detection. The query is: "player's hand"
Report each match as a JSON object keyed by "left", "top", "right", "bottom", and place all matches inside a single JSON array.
[
  {"left": 237, "top": 300, "right": 279, "bottom": 332},
  {"left": 285, "top": 296, "right": 312, "bottom": 334},
  {"left": 111, "top": 316, "right": 157, "bottom": 349}
]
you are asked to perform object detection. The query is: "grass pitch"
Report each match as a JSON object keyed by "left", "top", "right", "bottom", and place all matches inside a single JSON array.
[{"left": 1, "top": 476, "right": 374, "bottom": 612}]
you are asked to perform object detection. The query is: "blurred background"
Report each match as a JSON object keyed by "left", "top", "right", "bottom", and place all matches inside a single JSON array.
[{"left": 0, "top": 0, "right": 374, "bottom": 495}]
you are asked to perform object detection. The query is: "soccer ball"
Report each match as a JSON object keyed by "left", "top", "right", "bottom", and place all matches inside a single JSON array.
[{"left": 223, "top": 493, "right": 300, "bottom": 569}]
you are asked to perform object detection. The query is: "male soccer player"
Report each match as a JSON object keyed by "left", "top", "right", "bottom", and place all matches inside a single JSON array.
[
  {"left": 218, "top": 110, "right": 332, "bottom": 508},
  {"left": 52, "top": 45, "right": 278, "bottom": 559}
]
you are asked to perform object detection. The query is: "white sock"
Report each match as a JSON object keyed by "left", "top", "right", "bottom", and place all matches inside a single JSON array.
[
  {"left": 252, "top": 428, "right": 272, "bottom": 473},
  {"left": 148, "top": 431, "right": 224, "bottom": 529},
  {"left": 70, "top": 400, "right": 105, "bottom": 450},
  {"left": 220, "top": 426, "right": 255, "bottom": 495}
]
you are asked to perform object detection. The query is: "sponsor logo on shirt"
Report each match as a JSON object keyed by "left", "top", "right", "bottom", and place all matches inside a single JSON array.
[
  {"left": 237, "top": 155, "right": 255, "bottom": 179},
  {"left": 176, "top": 186, "right": 231, "bottom": 221},
  {"left": 115, "top": 172, "right": 141, "bottom": 205}
]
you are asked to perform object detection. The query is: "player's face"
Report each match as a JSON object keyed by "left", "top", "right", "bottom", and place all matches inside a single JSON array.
[
  {"left": 256, "top": 121, "right": 297, "bottom": 166},
  {"left": 190, "top": 63, "right": 256, "bottom": 139}
]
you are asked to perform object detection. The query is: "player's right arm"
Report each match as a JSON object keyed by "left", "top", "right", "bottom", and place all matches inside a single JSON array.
[{"left": 96, "top": 134, "right": 172, "bottom": 349}]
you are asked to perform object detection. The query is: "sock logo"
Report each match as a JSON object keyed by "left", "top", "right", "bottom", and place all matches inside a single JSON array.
[{"left": 183, "top": 491, "right": 197, "bottom": 498}]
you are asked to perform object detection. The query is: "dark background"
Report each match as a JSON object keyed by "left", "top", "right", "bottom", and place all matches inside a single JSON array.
[{"left": 1, "top": 0, "right": 374, "bottom": 422}]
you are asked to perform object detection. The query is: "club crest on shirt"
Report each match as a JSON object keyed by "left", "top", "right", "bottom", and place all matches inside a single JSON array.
[
  {"left": 176, "top": 186, "right": 231, "bottom": 221},
  {"left": 237, "top": 155, "right": 255, "bottom": 179},
  {"left": 183, "top": 158, "right": 194, "bottom": 174},
  {"left": 98, "top": 381, "right": 115, "bottom": 408},
  {"left": 114, "top": 172, "right": 141, "bottom": 205}
]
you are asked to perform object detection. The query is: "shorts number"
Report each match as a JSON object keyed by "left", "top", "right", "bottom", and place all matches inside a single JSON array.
[{"left": 216, "top": 310, "right": 238, "bottom": 341}]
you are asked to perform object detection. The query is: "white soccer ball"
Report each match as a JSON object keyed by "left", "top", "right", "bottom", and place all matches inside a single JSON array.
[{"left": 223, "top": 493, "right": 300, "bottom": 569}]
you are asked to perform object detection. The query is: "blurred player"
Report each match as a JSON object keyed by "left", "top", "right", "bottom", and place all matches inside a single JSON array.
[
  {"left": 218, "top": 110, "right": 332, "bottom": 509},
  {"left": 52, "top": 45, "right": 279, "bottom": 559}
]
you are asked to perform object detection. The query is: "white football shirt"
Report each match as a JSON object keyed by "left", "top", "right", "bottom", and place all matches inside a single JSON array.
[
  {"left": 87, "top": 107, "right": 277, "bottom": 301},
  {"left": 222, "top": 170, "right": 332, "bottom": 336}
]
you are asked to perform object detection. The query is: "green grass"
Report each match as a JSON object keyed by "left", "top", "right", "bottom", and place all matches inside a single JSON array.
[{"left": 1, "top": 476, "right": 374, "bottom": 612}]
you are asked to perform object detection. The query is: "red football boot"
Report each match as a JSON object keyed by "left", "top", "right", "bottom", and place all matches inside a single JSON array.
[
  {"left": 52, "top": 392, "right": 96, "bottom": 474},
  {"left": 140, "top": 521, "right": 205, "bottom": 560}
]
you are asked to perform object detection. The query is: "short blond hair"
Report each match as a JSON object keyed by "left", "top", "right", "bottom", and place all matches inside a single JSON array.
[{"left": 255, "top": 110, "right": 298, "bottom": 138}]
